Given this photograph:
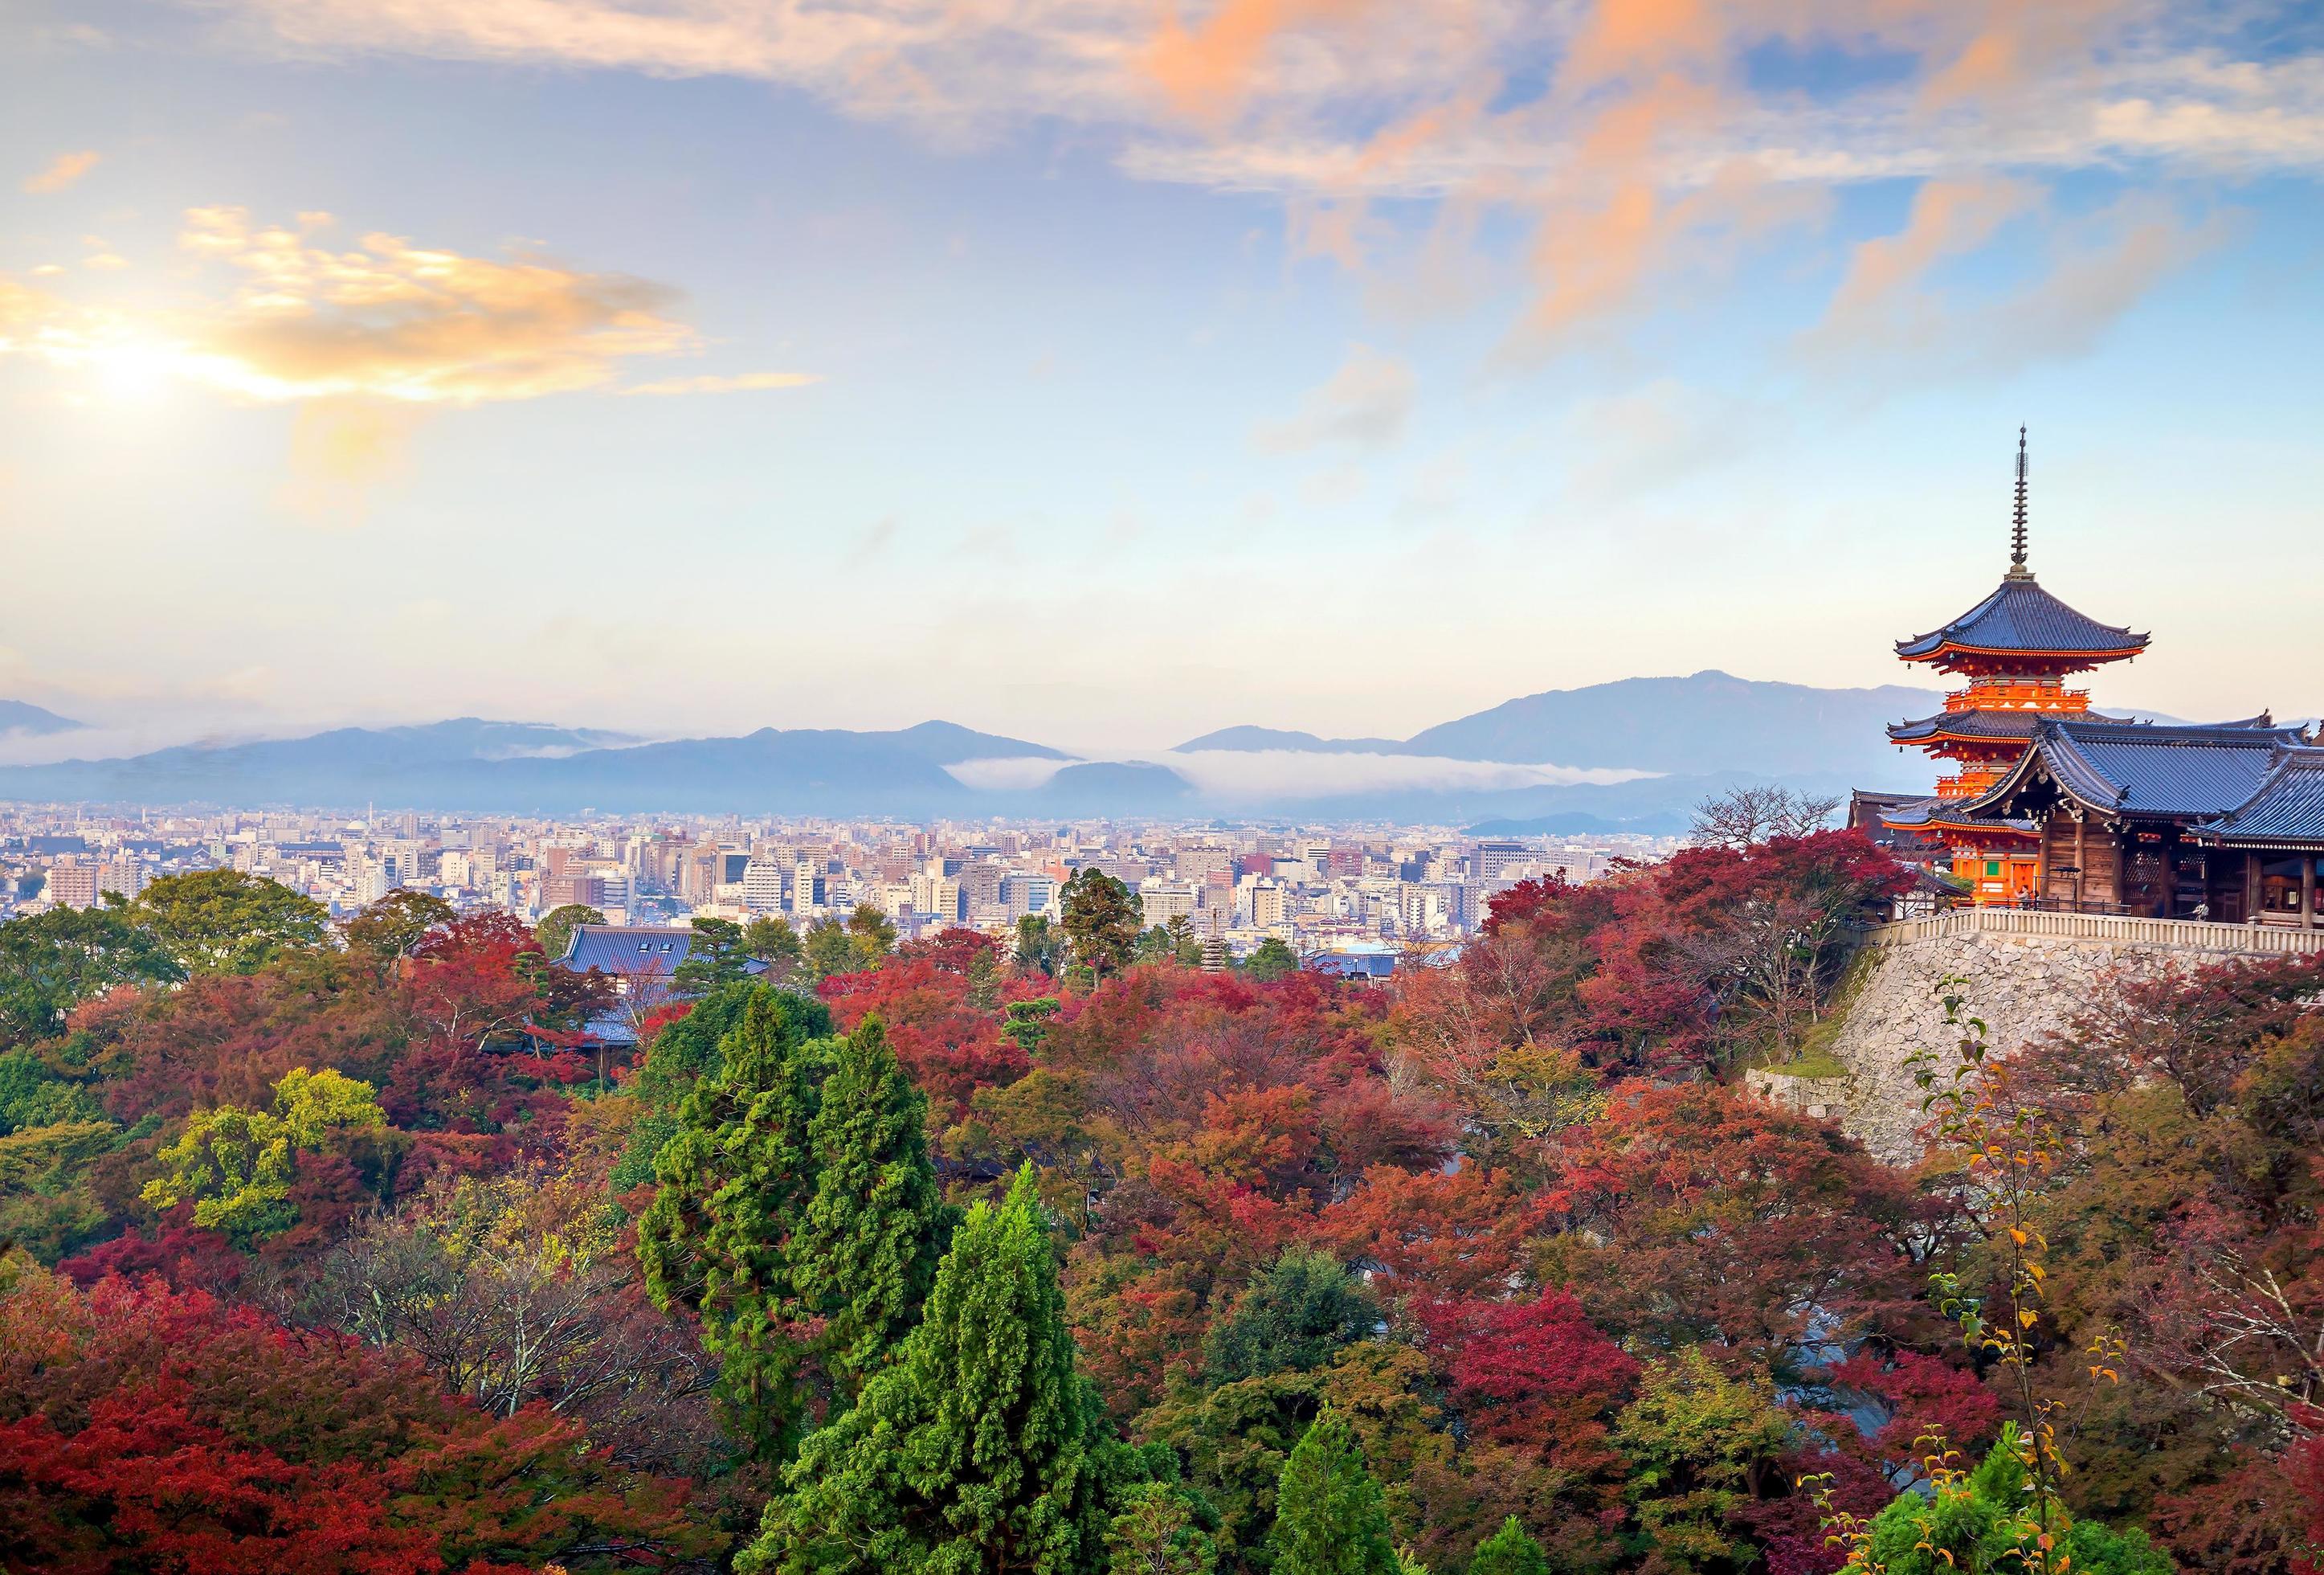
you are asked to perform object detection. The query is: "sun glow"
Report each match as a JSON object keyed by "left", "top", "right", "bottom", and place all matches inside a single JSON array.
[{"left": 84, "top": 338, "right": 185, "bottom": 404}]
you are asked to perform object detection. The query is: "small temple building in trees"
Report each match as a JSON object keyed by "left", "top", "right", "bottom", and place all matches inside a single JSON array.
[{"left": 1857, "top": 432, "right": 2324, "bottom": 925}]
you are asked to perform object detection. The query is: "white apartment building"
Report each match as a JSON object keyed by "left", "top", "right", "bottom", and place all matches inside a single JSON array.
[
  {"left": 96, "top": 853, "right": 146, "bottom": 902},
  {"left": 1140, "top": 880, "right": 1199, "bottom": 924},
  {"left": 742, "top": 858, "right": 787, "bottom": 913},
  {"left": 1397, "top": 885, "right": 1444, "bottom": 935}
]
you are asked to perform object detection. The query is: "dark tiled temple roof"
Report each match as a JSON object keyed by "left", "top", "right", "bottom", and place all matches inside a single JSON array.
[
  {"left": 1896, "top": 575, "right": 2150, "bottom": 663},
  {"left": 2192, "top": 747, "right": 2324, "bottom": 848},
  {"left": 1889, "top": 709, "right": 2274, "bottom": 747},
  {"left": 1887, "top": 706, "right": 2135, "bottom": 746},
  {"left": 558, "top": 924, "right": 765, "bottom": 977},
  {"left": 1878, "top": 796, "right": 2036, "bottom": 835},
  {"left": 1966, "top": 718, "right": 2308, "bottom": 820}
]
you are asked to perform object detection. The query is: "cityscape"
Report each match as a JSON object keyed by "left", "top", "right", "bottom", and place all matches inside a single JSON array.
[{"left": 2, "top": 802, "right": 1660, "bottom": 959}]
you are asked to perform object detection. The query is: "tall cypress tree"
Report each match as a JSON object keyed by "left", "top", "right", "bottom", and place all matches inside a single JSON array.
[
  {"left": 742, "top": 1165, "right": 1115, "bottom": 1575},
  {"left": 638, "top": 988, "right": 827, "bottom": 1463},
  {"left": 1267, "top": 1406, "right": 1399, "bottom": 1575},
  {"left": 794, "top": 1013, "right": 951, "bottom": 1401}
]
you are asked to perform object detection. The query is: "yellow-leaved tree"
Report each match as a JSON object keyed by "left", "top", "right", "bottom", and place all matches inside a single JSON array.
[{"left": 141, "top": 1066, "right": 385, "bottom": 1242}]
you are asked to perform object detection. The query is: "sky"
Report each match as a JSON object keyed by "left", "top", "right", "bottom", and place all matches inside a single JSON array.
[{"left": 2, "top": 0, "right": 2321, "bottom": 761}]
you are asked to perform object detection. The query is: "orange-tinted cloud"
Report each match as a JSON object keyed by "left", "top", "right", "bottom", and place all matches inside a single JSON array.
[
  {"left": 22, "top": 150, "right": 100, "bottom": 194},
  {"left": 1146, "top": 0, "right": 1374, "bottom": 123},
  {"left": 1801, "top": 190, "right": 2222, "bottom": 378},
  {"left": 1922, "top": 0, "right": 2126, "bottom": 108},
  {"left": 1, "top": 210, "right": 815, "bottom": 415},
  {"left": 1818, "top": 175, "right": 2038, "bottom": 329},
  {"left": 171, "top": 207, "right": 696, "bottom": 402},
  {"left": 1562, "top": 0, "right": 1722, "bottom": 88},
  {"left": 170, "top": 0, "right": 2276, "bottom": 388}
]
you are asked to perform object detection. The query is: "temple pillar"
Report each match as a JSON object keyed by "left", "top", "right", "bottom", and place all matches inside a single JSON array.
[{"left": 2304, "top": 857, "right": 2316, "bottom": 929}]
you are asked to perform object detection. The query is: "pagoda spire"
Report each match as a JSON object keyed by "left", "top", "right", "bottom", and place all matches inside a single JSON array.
[{"left": 2007, "top": 426, "right": 2031, "bottom": 579}]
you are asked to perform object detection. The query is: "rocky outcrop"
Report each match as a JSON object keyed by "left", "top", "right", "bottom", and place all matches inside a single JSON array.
[{"left": 1814, "top": 910, "right": 2324, "bottom": 1164}]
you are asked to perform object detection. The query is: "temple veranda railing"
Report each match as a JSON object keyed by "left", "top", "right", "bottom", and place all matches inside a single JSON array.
[{"left": 1861, "top": 906, "right": 2324, "bottom": 955}]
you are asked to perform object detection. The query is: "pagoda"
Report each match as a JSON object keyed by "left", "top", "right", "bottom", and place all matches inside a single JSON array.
[{"left": 1879, "top": 431, "right": 2150, "bottom": 903}]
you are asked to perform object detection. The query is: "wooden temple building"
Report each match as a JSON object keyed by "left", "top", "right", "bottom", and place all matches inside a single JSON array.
[{"left": 1856, "top": 432, "right": 2324, "bottom": 925}]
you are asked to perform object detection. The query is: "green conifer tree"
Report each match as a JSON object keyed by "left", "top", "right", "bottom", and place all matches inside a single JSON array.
[
  {"left": 1267, "top": 1405, "right": 1399, "bottom": 1575},
  {"left": 1468, "top": 1516, "right": 1550, "bottom": 1575},
  {"left": 794, "top": 1013, "right": 951, "bottom": 1401},
  {"left": 743, "top": 1165, "right": 1115, "bottom": 1575},
  {"left": 1105, "top": 1481, "right": 1219, "bottom": 1575},
  {"left": 638, "top": 988, "right": 827, "bottom": 1462}
]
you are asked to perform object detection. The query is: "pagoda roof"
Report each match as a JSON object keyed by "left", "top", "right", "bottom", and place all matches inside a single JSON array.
[
  {"left": 1895, "top": 575, "right": 2149, "bottom": 664},
  {"left": 1887, "top": 708, "right": 2273, "bottom": 747},
  {"left": 1887, "top": 706, "right": 2138, "bottom": 747},
  {"left": 1879, "top": 796, "right": 2037, "bottom": 837},
  {"left": 2191, "top": 747, "right": 2324, "bottom": 849},
  {"left": 1961, "top": 717, "right": 2308, "bottom": 822}
]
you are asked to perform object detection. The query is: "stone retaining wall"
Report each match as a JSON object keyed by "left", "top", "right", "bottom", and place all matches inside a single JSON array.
[{"left": 1816, "top": 912, "right": 2319, "bottom": 1164}]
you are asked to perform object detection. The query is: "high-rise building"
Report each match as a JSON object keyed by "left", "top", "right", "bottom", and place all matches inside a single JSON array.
[
  {"left": 1140, "top": 881, "right": 1198, "bottom": 923},
  {"left": 741, "top": 859, "right": 786, "bottom": 913},
  {"left": 1473, "top": 842, "right": 1530, "bottom": 880},
  {"left": 96, "top": 853, "right": 145, "bottom": 902},
  {"left": 1001, "top": 872, "right": 1055, "bottom": 919},
  {"left": 43, "top": 860, "right": 100, "bottom": 910}
]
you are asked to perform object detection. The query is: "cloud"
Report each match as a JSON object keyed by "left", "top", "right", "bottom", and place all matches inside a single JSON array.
[
  {"left": 1805, "top": 175, "right": 2040, "bottom": 349},
  {"left": 1162, "top": 749, "right": 1656, "bottom": 801},
  {"left": 1145, "top": 0, "right": 1372, "bottom": 124},
  {"left": 1254, "top": 343, "right": 1414, "bottom": 452},
  {"left": 941, "top": 747, "right": 1658, "bottom": 800},
  {"left": 203, "top": 0, "right": 1143, "bottom": 139},
  {"left": 941, "top": 755, "right": 1073, "bottom": 791},
  {"left": 0, "top": 207, "right": 806, "bottom": 409},
  {"left": 619, "top": 370, "right": 820, "bottom": 395},
  {"left": 23, "top": 150, "right": 100, "bottom": 194},
  {"left": 171, "top": 207, "right": 696, "bottom": 402},
  {"left": 1801, "top": 189, "right": 2224, "bottom": 378},
  {"left": 160, "top": 0, "right": 2324, "bottom": 384},
  {"left": 182, "top": 0, "right": 2324, "bottom": 191}
]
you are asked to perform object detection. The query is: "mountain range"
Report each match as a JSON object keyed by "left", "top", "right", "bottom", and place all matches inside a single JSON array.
[
  {"left": 0, "top": 702, "right": 82, "bottom": 738},
  {"left": 0, "top": 672, "right": 1956, "bottom": 828}
]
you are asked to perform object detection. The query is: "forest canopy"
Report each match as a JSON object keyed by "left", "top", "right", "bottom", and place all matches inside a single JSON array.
[{"left": 2, "top": 837, "right": 2320, "bottom": 1575}]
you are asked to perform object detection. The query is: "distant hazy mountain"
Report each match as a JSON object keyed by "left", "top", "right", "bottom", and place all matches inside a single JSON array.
[
  {"left": 0, "top": 701, "right": 84, "bottom": 736},
  {"left": 0, "top": 674, "right": 1967, "bottom": 820},
  {"left": 1174, "top": 726, "right": 1406, "bottom": 755},
  {"left": 462, "top": 722, "right": 1068, "bottom": 816},
  {"left": 0, "top": 719, "right": 630, "bottom": 807},
  {"left": 0, "top": 718, "right": 1064, "bottom": 816},
  {"left": 1185, "top": 671, "right": 1942, "bottom": 782},
  {"left": 1032, "top": 761, "right": 1195, "bottom": 816}
]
